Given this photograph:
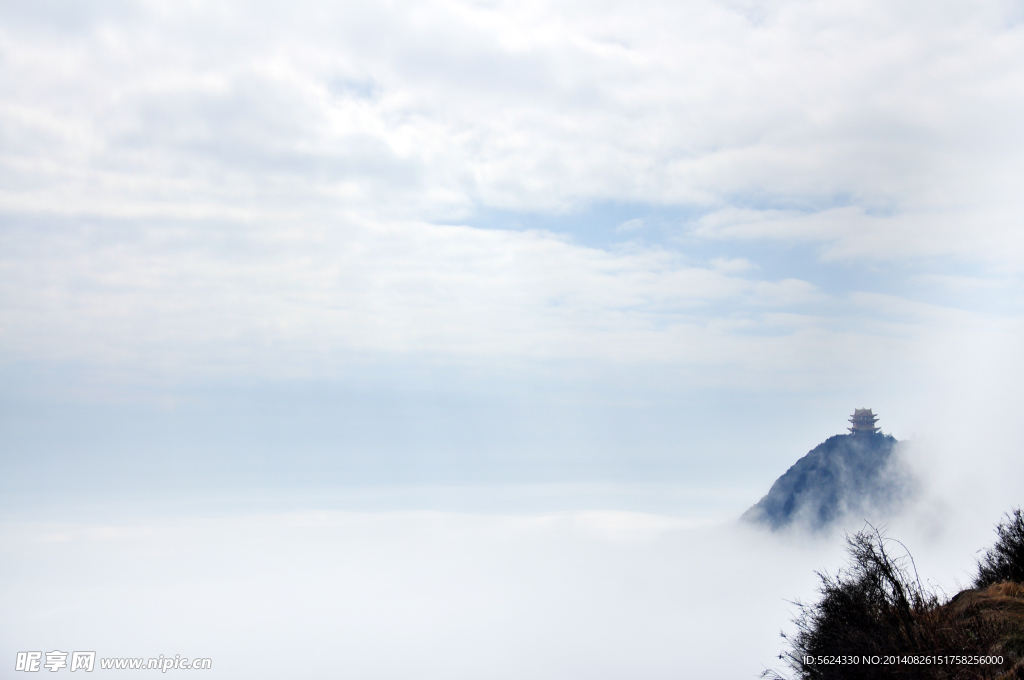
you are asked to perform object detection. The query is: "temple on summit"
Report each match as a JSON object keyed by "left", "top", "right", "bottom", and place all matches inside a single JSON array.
[
  {"left": 848, "top": 408, "right": 880, "bottom": 435},
  {"left": 742, "top": 407, "right": 905, "bottom": 530}
]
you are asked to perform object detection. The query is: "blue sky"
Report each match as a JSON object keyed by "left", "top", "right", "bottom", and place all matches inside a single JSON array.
[
  {"left": 3, "top": 0, "right": 1021, "bottom": 506},
  {"left": 2, "top": 2, "right": 1024, "bottom": 676}
]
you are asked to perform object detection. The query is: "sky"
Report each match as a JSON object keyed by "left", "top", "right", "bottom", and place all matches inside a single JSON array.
[{"left": 2, "top": 0, "right": 1024, "bottom": 677}]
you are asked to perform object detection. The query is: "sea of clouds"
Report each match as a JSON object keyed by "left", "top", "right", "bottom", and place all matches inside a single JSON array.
[{"left": 3, "top": 395, "right": 1022, "bottom": 680}]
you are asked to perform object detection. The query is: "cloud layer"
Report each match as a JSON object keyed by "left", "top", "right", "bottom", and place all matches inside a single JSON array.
[{"left": 2, "top": 0, "right": 1023, "bottom": 393}]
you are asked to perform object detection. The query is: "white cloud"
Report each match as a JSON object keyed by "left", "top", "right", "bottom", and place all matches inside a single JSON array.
[
  {"left": 615, "top": 217, "right": 644, "bottom": 232},
  {"left": 1, "top": 0, "right": 1022, "bottom": 257},
  {"left": 0, "top": 0, "right": 1020, "bottom": 449},
  {"left": 0, "top": 509, "right": 846, "bottom": 679},
  {"left": 3, "top": 5, "right": 1024, "bottom": 674},
  {"left": 0, "top": 213, "right": 832, "bottom": 381},
  {"left": 4, "top": 447, "right": 1023, "bottom": 680}
]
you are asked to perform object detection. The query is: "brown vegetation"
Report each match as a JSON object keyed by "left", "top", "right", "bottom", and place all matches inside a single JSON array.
[{"left": 765, "top": 512, "right": 1024, "bottom": 680}]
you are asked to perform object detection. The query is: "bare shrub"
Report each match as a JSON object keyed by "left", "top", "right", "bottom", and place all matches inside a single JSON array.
[
  {"left": 976, "top": 509, "right": 1024, "bottom": 590},
  {"left": 765, "top": 526, "right": 1014, "bottom": 680}
]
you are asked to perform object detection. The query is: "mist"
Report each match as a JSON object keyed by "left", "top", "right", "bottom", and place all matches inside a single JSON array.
[
  {"left": 4, "top": 371, "right": 1024, "bottom": 679},
  {"left": 2, "top": 0, "right": 1024, "bottom": 676}
]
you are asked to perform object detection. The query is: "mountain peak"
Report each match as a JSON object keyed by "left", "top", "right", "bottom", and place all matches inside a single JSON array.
[{"left": 742, "top": 412, "right": 909, "bottom": 531}]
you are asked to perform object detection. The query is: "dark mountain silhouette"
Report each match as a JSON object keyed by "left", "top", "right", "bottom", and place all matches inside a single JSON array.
[{"left": 742, "top": 410, "right": 908, "bottom": 531}]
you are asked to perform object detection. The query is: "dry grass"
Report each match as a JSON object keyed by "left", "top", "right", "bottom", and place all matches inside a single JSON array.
[{"left": 765, "top": 527, "right": 1024, "bottom": 680}]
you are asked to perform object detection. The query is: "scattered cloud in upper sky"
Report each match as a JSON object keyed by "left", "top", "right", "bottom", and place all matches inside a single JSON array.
[{"left": 0, "top": 0, "right": 1022, "bottom": 486}]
